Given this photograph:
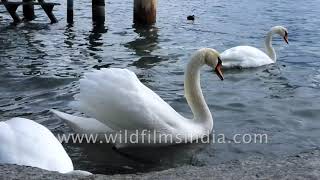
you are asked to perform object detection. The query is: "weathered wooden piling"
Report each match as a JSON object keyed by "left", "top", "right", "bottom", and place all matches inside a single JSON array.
[
  {"left": 92, "top": 0, "right": 105, "bottom": 24},
  {"left": 67, "top": 0, "right": 73, "bottom": 24},
  {"left": 134, "top": 0, "right": 157, "bottom": 25},
  {"left": 22, "top": 0, "right": 35, "bottom": 21}
]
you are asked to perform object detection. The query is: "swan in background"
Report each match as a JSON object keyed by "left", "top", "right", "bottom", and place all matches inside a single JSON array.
[
  {"left": 0, "top": 118, "right": 91, "bottom": 176},
  {"left": 52, "top": 48, "right": 224, "bottom": 148},
  {"left": 220, "top": 26, "right": 289, "bottom": 68}
]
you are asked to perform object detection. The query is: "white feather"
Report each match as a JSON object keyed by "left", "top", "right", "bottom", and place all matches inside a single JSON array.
[
  {"left": 0, "top": 118, "right": 73, "bottom": 173},
  {"left": 73, "top": 68, "right": 189, "bottom": 132},
  {"left": 221, "top": 46, "right": 273, "bottom": 68},
  {"left": 52, "top": 48, "right": 222, "bottom": 147},
  {"left": 51, "top": 109, "right": 111, "bottom": 134}
]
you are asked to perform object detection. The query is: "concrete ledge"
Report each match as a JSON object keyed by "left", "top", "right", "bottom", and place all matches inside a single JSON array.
[{"left": 1, "top": 149, "right": 320, "bottom": 180}]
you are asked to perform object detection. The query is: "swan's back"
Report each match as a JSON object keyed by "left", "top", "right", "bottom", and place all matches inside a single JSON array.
[
  {"left": 73, "top": 68, "right": 189, "bottom": 133},
  {"left": 0, "top": 118, "right": 73, "bottom": 173},
  {"left": 221, "top": 46, "right": 274, "bottom": 68}
]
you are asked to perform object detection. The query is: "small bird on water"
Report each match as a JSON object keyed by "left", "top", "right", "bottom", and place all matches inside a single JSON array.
[{"left": 187, "top": 15, "right": 195, "bottom": 21}]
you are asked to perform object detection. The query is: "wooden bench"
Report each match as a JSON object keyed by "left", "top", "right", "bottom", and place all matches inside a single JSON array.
[{"left": 0, "top": 0, "right": 60, "bottom": 23}]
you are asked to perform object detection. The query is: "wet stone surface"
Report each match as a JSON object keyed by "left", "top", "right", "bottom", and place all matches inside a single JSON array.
[{"left": 1, "top": 149, "right": 320, "bottom": 180}]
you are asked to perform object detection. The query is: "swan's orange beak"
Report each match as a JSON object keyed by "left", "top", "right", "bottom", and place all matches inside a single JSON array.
[
  {"left": 283, "top": 32, "right": 289, "bottom": 44},
  {"left": 215, "top": 57, "right": 224, "bottom": 81}
]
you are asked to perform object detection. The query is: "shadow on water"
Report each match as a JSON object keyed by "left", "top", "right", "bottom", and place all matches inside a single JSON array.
[
  {"left": 0, "top": 23, "right": 18, "bottom": 31},
  {"left": 69, "top": 140, "right": 209, "bottom": 174}
]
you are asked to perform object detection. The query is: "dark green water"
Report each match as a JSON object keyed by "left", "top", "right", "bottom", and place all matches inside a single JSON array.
[{"left": 1, "top": 0, "right": 320, "bottom": 175}]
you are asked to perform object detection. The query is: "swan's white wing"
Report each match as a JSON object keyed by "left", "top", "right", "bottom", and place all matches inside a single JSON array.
[
  {"left": 0, "top": 118, "right": 73, "bottom": 173},
  {"left": 221, "top": 46, "right": 274, "bottom": 68},
  {"left": 72, "top": 68, "right": 186, "bottom": 132},
  {"left": 51, "top": 109, "right": 112, "bottom": 134}
]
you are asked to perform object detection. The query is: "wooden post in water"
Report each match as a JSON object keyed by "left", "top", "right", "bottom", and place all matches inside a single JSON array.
[
  {"left": 134, "top": 0, "right": 157, "bottom": 25},
  {"left": 67, "top": 0, "right": 73, "bottom": 24},
  {"left": 22, "top": 0, "right": 35, "bottom": 21},
  {"left": 92, "top": 0, "right": 105, "bottom": 24}
]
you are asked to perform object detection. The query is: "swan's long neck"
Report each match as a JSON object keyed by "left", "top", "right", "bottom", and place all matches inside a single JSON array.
[
  {"left": 184, "top": 53, "right": 212, "bottom": 126},
  {"left": 265, "top": 30, "right": 276, "bottom": 61}
]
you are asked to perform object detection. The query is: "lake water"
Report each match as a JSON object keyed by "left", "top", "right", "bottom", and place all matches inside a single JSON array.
[{"left": 1, "top": 0, "right": 320, "bottom": 175}]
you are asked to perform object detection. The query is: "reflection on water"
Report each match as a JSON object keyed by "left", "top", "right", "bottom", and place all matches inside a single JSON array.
[
  {"left": 126, "top": 25, "right": 159, "bottom": 56},
  {"left": 87, "top": 26, "right": 108, "bottom": 68},
  {"left": 126, "top": 25, "right": 167, "bottom": 70},
  {"left": 64, "top": 25, "right": 76, "bottom": 48},
  {"left": 0, "top": 0, "right": 320, "bottom": 175},
  {"left": 87, "top": 31, "right": 103, "bottom": 51}
]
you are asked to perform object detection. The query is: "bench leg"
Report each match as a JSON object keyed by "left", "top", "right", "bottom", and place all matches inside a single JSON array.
[
  {"left": 4, "top": 4, "right": 21, "bottom": 23},
  {"left": 41, "top": 4, "right": 57, "bottom": 23}
]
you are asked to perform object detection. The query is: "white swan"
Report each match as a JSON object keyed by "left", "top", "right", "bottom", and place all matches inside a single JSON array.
[
  {"left": 220, "top": 26, "right": 288, "bottom": 68},
  {"left": 0, "top": 118, "right": 91, "bottom": 175},
  {"left": 52, "top": 48, "right": 224, "bottom": 148}
]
